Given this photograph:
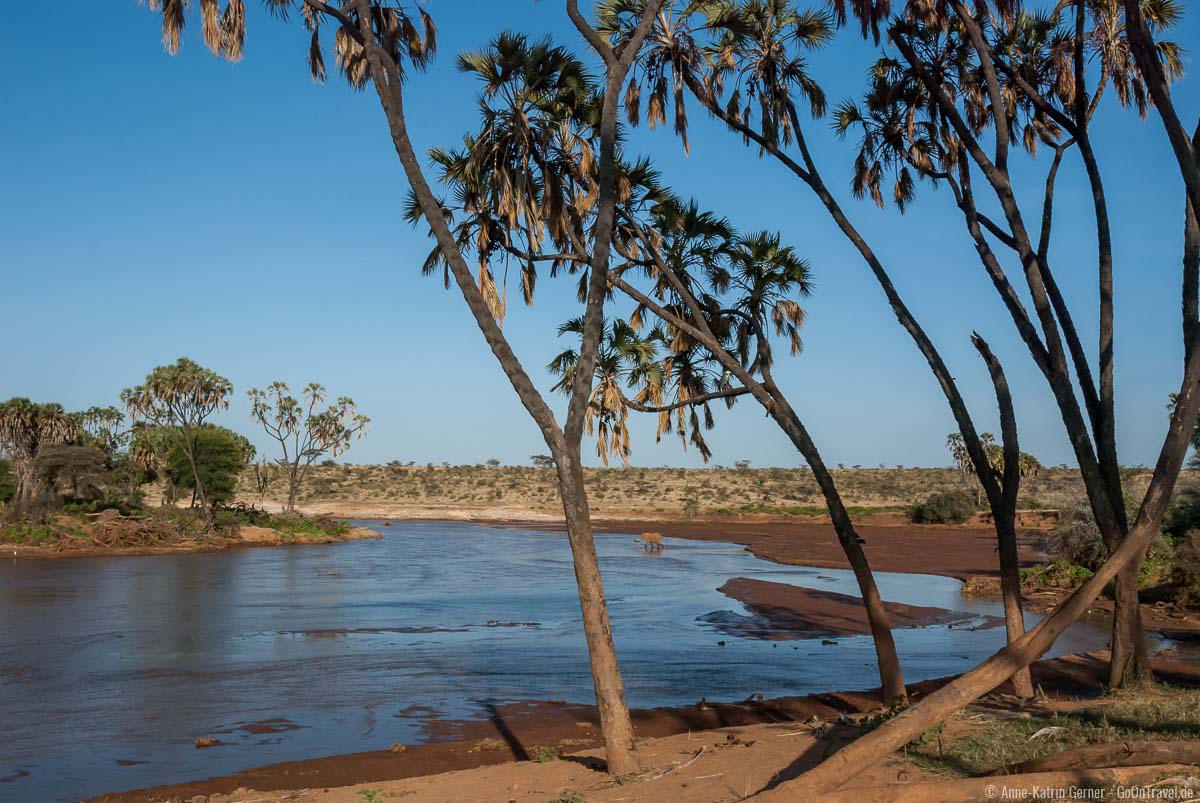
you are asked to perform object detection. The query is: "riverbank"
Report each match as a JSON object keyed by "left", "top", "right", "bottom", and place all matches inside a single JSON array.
[
  {"left": 92, "top": 650, "right": 1200, "bottom": 802},
  {"left": 3, "top": 514, "right": 381, "bottom": 560}
]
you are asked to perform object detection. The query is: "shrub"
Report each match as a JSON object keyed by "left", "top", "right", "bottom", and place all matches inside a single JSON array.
[
  {"left": 533, "top": 745, "right": 559, "bottom": 763},
  {"left": 910, "top": 491, "right": 976, "bottom": 525},
  {"left": 1040, "top": 503, "right": 1106, "bottom": 570},
  {"left": 1021, "top": 561, "right": 1094, "bottom": 590}
]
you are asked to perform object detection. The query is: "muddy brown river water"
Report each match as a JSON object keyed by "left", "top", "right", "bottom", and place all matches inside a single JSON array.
[{"left": 0, "top": 521, "right": 1110, "bottom": 801}]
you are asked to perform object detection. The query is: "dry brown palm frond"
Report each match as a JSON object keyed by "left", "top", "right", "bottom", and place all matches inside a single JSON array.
[
  {"left": 200, "top": 0, "right": 221, "bottom": 54},
  {"left": 161, "top": 0, "right": 185, "bottom": 55},
  {"left": 220, "top": 0, "right": 246, "bottom": 63}
]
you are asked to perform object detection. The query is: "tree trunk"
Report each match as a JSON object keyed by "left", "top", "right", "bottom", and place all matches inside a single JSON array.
[
  {"left": 347, "top": 3, "right": 650, "bottom": 775},
  {"left": 765, "top": 343, "right": 1200, "bottom": 795},
  {"left": 554, "top": 453, "right": 640, "bottom": 776},
  {"left": 1108, "top": 560, "right": 1148, "bottom": 688},
  {"left": 770, "top": 408, "right": 907, "bottom": 705},
  {"left": 768, "top": 507, "right": 1169, "bottom": 796},
  {"left": 287, "top": 464, "right": 299, "bottom": 513},
  {"left": 996, "top": 510, "right": 1034, "bottom": 698},
  {"left": 608, "top": 273, "right": 907, "bottom": 706}
]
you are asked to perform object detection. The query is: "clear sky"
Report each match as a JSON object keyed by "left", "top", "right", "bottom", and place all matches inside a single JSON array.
[{"left": 1, "top": 1, "right": 1197, "bottom": 469}]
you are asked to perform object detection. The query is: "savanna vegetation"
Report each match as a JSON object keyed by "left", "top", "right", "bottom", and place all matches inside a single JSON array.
[
  {"left": 52, "top": 0, "right": 1200, "bottom": 793},
  {"left": 0, "top": 358, "right": 370, "bottom": 552}
]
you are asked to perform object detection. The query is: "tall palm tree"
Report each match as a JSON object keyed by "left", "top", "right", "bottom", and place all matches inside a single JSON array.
[{"left": 141, "top": 3, "right": 669, "bottom": 776}]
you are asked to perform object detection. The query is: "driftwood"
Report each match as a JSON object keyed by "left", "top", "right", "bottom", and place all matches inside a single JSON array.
[
  {"left": 813, "top": 764, "right": 1200, "bottom": 803},
  {"left": 996, "top": 741, "right": 1200, "bottom": 775}
]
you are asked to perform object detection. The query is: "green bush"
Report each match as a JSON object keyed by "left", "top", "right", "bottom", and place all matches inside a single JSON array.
[
  {"left": 1021, "top": 561, "right": 1094, "bottom": 590},
  {"left": 910, "top": 491, "right": 976, "bottom": 525},
  {"left": 533, "top": 745, "right": 559, "bottom": 763},
  {"left": 167, "top": 426, "right": 252, "bottom": 506}
]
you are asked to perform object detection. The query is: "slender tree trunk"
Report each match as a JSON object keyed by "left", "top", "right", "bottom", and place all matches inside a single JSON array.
[
  {"left": 553, "top": 452, "right": 640, "bottom": 775},
  {"left": 973, "top": 335, "right": 1033, "bottom": 698},
  {"left": 995, "top": 507, "right": 1034, "bottom": 697},
  {"left": 609, "top": 273, "right": 906, "bottom": 705},
  {"left": 768, "top": 405, "right": 907, "bottom": 705},
  {"left": 287, "top": 461, "right": 300, "bottom": 513},
  {"left": 1109, "top": 560, "right": 1148, "bottom": 687},
  {"left": 346, "top": 1, "right": 656, "bottom": 774}
]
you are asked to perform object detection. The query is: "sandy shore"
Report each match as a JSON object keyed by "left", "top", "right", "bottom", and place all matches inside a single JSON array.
[{"left": 91, "top": 650, "right": 1200, "bottom": 803}]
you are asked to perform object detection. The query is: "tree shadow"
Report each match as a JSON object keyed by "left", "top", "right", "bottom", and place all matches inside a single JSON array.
[{"left": 477, "top": 701, "right": 530, "bottom": 762}]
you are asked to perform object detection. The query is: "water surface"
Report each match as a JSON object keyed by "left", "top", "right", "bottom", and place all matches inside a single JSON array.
[{"left": 0, "top": 521, "right": 1109, "bottom": 801}]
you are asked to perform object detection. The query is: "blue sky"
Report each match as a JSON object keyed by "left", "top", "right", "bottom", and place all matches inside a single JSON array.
[{"left": 1, "top": 1, "right": 1197, "bottom": 469}]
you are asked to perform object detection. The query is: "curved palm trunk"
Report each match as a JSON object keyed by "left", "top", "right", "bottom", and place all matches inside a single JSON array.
[
  {"left": 765, "top": 400, "right": 906, "bottom": 704},
  {"left": 609, "top": 274, "right": 906, "bottom": 705},
  {"left": 973, "top": 335, "right": 1034, "bottom": 698}
]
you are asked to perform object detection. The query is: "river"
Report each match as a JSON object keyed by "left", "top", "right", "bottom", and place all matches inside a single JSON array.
[{"left": 0, "top": 520, "right": 1110, "bottom": 801}]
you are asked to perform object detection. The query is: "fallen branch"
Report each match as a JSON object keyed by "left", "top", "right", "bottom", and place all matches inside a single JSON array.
[{"left": 996, "top": 741, "right": 1200, "bottom": 775}]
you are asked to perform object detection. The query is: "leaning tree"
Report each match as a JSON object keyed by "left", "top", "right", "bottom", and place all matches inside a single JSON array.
[
  {"left": 140, "top": 0, "right": 668, "bottom": 775},
  {"left": 594, "top": 0, "right": 1047, "bottom": 697},
  {"left": 828, "top": 0, "right": 1185, "bottom": 687},
  {"left": 121, "top": 358, "right": 233, "bottom": 519},
  {"left": 761, "top": 0, "right": 1200, "bottom": 792},
  {"left": 417, "top": 37, "right": 910, "bottom": 701},
  {"left": 247, "top": 382, "right": 370, "bottom": 512}
]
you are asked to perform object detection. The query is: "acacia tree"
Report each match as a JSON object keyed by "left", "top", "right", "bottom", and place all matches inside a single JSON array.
[
  {"left": 419, "top": 35, "right": 909, "bottom": 704},
  {"left": 121, "top": 358, "right": 233, "bottom": 519},
  {"left": 141, "top": 0, "right": 666, "bottom": 775},
  {"left": 247, "top": 382, "right": 370, "bottom": 512},
  {"left": 0, "top": 398, "right": 78, "bottom": 520}
]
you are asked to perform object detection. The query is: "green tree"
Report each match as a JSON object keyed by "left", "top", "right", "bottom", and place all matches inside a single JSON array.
[
  {"left": 246, "top": 382, "right": 370, "bottom": 512},
  {"left": 121, "top": 358, "right": 233, "bottom": 519},
  {"left": 167, "top": 426, "right": 255, "bottom": 508}
]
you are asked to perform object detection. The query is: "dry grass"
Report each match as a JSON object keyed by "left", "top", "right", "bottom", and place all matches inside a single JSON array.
[
  {"left": 902, "top": 684, "right": 1200, "bottom": 777},
  {"left": 234, "top": 465, "right": 1198, "bottom": 521}
]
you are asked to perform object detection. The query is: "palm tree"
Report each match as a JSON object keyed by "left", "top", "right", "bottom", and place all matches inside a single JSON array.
[
  {"left": 605, "top": 0, "right": 1062, "bottom": 701},
  {"left": 538, "top": 170, "right": 907, "bottom": 702},
  {"left": 143, "top": 1, "right": 668, "bottom": 776},
  {"left": 0, "top": 398, "right": 78, "bottom": 521},
  {"left": 121, "top": 358, "right": 233, "bottom": 521},
  {"left": 549, "top": 317, "right": 667, "bottom": 466}
]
